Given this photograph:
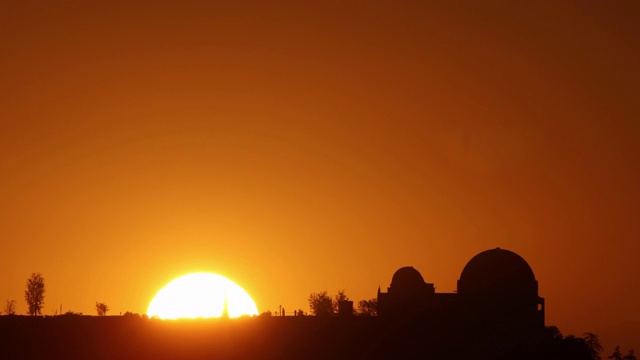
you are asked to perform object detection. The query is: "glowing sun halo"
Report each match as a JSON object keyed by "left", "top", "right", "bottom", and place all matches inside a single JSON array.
[{"left": 147, "top": 273, "right": 258, "bottom": 319}]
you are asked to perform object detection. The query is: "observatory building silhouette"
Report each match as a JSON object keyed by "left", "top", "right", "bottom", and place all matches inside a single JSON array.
[{"left": 377, "top": 248, "right": 545, "bottom": 344}]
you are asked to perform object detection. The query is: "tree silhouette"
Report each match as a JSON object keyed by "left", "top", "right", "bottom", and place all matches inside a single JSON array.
[
  {"left": 96, "top": 302, "right": 109, "bottom": 316},
  {"left": 122, "top": 311, "right": 142, "bottom": 319},
  {"left": 610, "top": 346, "right": 624, "bottom": 360},
  {"left": 63, "top": 310, "right": 82, "bottom": 316},
  {"left": 624, "top": 349, "right": 636, "bottom": 360},
  {"left": 584, "top": 332, "right": 603, "bottom": 360},
  {"left": 332, "top": 290, "right": 349, "bottom": 313},
  {"left": 357, "top": 298, "right": 378, "bottom": 316},
  {"left": 3, "top": 299, "right": 16, "bottom": 315},
  {"left": 24, "top": 273, "right": 45, "bottom": 315},
  {"left": 547, "top": 325, "right": 564, "bottom": 342},
  {"left": 513, "top": 326, "right": 605, "bottom": 360},
  {"left": 607, "top": 346, "right": 637, "bottom": 360},
  {"left": 308, "top": 291, "right": 333, "bottom": 316}
]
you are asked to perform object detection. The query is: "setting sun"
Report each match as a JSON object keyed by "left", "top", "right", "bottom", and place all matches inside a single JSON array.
[{"left": 147, "top": 273, "right": 258, "bottom": 319}]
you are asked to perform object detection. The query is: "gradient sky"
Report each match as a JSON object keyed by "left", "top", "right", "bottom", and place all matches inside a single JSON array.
[{"left": 1, "top": 0, "right": 638, "bottom": 352}]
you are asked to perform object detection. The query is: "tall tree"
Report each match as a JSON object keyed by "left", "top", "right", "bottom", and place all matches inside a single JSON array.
[
  {"left": 584, "top": 332, "right": 603, "bottom": 360},
  {"left": 333, "top": 290, "right": 349, "bottom": 313},
  {"left": 308, "top": 291, "right": 333, "bottom": 316},
  {"left": 96, "top": 302, "right": 109, "bottom": 316},
  {"left": 24, "top": 273, "right": 45, "bottom": 315}
]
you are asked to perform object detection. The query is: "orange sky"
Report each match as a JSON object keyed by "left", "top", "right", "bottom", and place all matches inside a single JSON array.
[{"left": 1, "top": 0, "right": 638, "bottom": 353}]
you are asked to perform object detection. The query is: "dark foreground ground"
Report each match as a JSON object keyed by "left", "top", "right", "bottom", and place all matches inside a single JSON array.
[{"left": 0, "top": 315, "right": 579, "bottom": 360}]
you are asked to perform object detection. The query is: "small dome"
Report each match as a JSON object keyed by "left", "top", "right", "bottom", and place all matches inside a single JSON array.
[
  {"left": 458, "top": 248, "right": 536, "bottom": 296},
  {"left": 390, "top": 267, "right": 426, "bottom": 295}
]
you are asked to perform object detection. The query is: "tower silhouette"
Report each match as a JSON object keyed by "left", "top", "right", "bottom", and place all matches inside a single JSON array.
[{"left": 222, "top": 290, "right": 229, "bottom": 318}]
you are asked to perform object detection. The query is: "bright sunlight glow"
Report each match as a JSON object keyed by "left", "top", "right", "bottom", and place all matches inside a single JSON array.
[{"left": 147, "top": 273, "right": 258, "bottom": 319}]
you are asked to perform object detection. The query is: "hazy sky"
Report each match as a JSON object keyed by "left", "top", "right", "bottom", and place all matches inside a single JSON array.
[{"left": 1, "top": 0, "right": 638, "bottom": 352}]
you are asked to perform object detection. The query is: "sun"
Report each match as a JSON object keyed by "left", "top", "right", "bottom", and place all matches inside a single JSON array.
[{"left": 147, "top": 273, "right": 258, "bottom": 319}]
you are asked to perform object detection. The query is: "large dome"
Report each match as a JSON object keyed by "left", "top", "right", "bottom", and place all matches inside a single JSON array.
[
  {"left": 390, "top": 266, "right": 426, "bottom": 296},
  {"left": 457, "top": 248, "right": 537, "bottom": 296}
]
